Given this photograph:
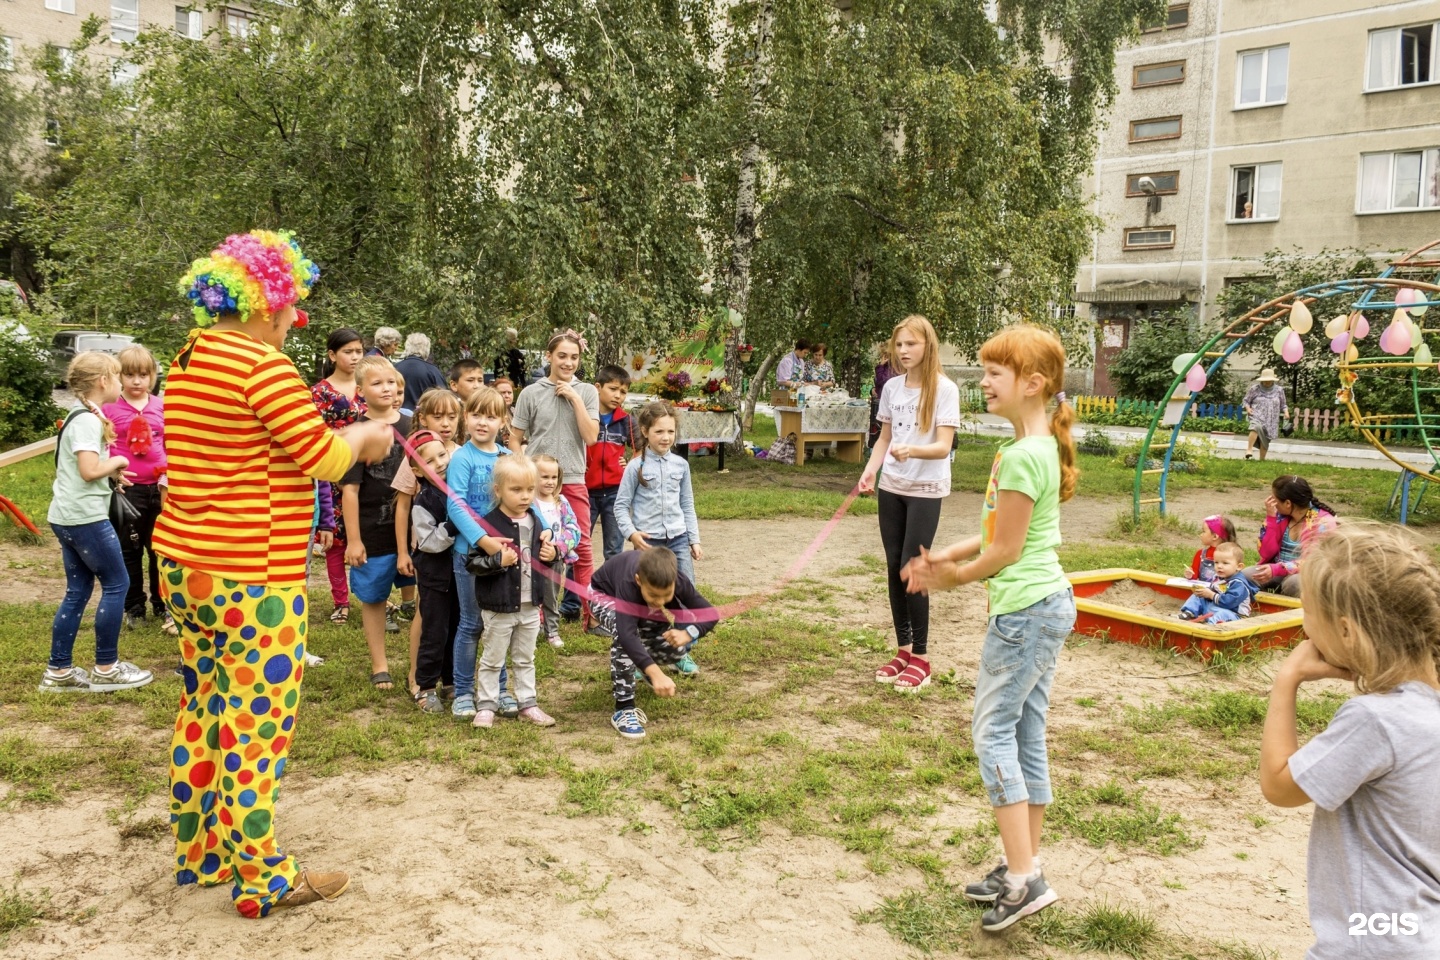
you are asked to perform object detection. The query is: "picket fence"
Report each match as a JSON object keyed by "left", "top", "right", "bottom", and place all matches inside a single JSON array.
[{"left": 1066, "top": 395, "right": 1355, "bottom": 436}]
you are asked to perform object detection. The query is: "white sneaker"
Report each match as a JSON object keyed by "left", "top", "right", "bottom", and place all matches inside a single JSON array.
[
  {"left": 38, "top": 667, "right": 92, "bottom": 693},
  {"left": 547, "top": 634, "right": 564, "bottom": 649},
  {"left": 88, "top": 661, "right": 154, "bottom": 692}
]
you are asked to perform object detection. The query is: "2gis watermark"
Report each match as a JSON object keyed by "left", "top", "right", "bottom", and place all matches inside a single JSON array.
[{"left": 1349, "top": 913, "right": 1420, "bottom": 937}]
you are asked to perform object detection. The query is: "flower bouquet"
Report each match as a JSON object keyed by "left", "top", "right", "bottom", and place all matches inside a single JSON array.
[
  {"left": 656, "top": 370, "right": 692, "bottom": 402},
  {"left": 737, "top": 343, "right": 755, "bottom": 362},
  {"left": 690, "top": 376, "right": 737, "bottom": 412}
]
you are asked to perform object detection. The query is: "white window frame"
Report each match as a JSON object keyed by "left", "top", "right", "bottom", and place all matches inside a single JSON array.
[
  {"left": 112, "top": 0, "right": 141, "bottom": 44},
  {"left": 1357, "top": 149, "right": 1440, "bottom": 214},
  {"left": 56, "top": 46, "right": 75, "bottom": 74},
  {"left": 1228, "top": 162, "right": 1283, "bottom": 222},
  {"left": 0, "top": 38, "right": 14, "bottom": 72},
  {"left": 1366, "top": 23, "right": 1439, "bottom": 92},
  {"left": 1123, "top": 226, "right": 1177, "bottom": 250},
  {"left": 226, "top": 8, "right": 257, "bottom": 40},
  {"left": 175, "top": 6, "right": 204, "bottom": 39},
  {"left": 46, "top": 0, "right": 77, "bottom": 13},
  {"left": 1235, "top": 45, "right": 1288, "bottom": 109},
  {"left": 111, "top": 59, "right": 140, "bottom": 87}
]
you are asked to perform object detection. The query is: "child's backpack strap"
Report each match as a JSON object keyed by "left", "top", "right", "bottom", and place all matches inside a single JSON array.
[{"left": 54, "top": 409, "right": 87, "bottom": 467}]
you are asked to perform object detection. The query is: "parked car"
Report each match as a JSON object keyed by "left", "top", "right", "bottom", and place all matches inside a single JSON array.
[{"left": 49, "top": 330, "right": 137, "bottom": 385}]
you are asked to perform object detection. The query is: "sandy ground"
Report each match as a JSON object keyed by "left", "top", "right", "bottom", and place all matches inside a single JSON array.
[{"left": 6, "top": 487, "right": 1422, "bottom": 957}]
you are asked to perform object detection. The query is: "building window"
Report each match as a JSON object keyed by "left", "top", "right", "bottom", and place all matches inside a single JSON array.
[
  {"left": 175, "top": 6, "right": 203, "bottom": 39},
  {"left": 44, "top": 118, "right": 61, "bottom": 147},
  {"left": 55, "top": 46, "right": 75, "bottom": 74},
  {"left": 0, "top": 38, "right": 13, "bottom": 72},
  {"left": 1134, "top": 60, "right": 1186, "bottom": 88},
  {"left": 1129, "top": 116, "right": 1182, "bottom": 143},
  {"left": 1359, "top": 149, "right": 1440, "bottom": 212},
  {"left": 1368, "top": 23, "right": 1437, "bottom": 90},
  {"left": 1125, "top": 171, "right": 1180, "bottom": 196},
  {"left": 1230, "top": 163, "right": 1282, "bottom": 221},
  {"left": 226, "top": 8, "right": 256, "bottom": 39},
  {"left": 111, "top": 60, "right": 140, "bottom": 87},
  {"left": 45, "top": 0, "right": 77, "bottom": 13},
  {"left": 1124, "top": 226, "right": 1177, "bottom": 250},
  {"left": 112, "top": 0, "right": 141, "bottom": 43},
  {"left": 1236, "top": 46, "right": 1288, "bottom": 107},
  {"left": 1142, "top": 3, "right": 1188, "bottom": 33}
]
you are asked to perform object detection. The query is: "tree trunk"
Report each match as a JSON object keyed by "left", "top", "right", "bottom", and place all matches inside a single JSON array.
[
  {"left": 742, "top": 350, "right": 779, "bottom": 430},
  {"left": 722, "top": 0, "right": 776, "bottom": 450},
  {"left": 841, "top": 257, "right": 873, "bottom": 396}
]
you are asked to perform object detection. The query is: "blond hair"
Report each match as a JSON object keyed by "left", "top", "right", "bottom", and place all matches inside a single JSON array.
[
  {"left": 978, "top": 325, "right": 1078, "bottom": 502},
  {"left": 1214, "top": 541, "right": 1245, "bottom": 565},
  {"left": 531, "top": 452, "right": 564, "bottom": 487},
  {"left": 889, "top": 315, "right": 944, "bottom": 433},
  {"left": 354, "top": 354, "right": 396, "bottom": 386},
  {"left": 117, "top": 345, "right": 158, "bottom": 388},
  {"left": 492, "top": 453, "right": 537, "bottom": 497},
  {"left": 66, "top": 352, "right": 120, "bottom": 446},
  {"left": 463, "top": 385, "right": 507, "bottom": 419},
  {"left": 1301, "top": 522, "right": 1440, "bottom": 693}
]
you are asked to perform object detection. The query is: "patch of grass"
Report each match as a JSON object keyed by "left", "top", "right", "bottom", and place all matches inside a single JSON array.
[
  {"left": 858, "top": 882, "right": 978, "bottom": 954},
  {"left": 0, "top": 887, "right": 44, "bottom": 936},
  {"left": 1050, "top": 781, "right": 1198, "bottom": 855},
  {"left": 1033, "top": 899, "right": 1160, "bottom": 958},
  {"left": 1111, "top": 509, "right": 1195, "bottom": 539}
]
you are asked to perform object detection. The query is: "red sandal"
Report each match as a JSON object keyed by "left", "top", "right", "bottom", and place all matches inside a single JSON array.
[
  {"left": 875, "top": 650, "right": 911, "bottom": 684},
  {"left": 894, "top": 656, "right": 931, "bottom": 692}
]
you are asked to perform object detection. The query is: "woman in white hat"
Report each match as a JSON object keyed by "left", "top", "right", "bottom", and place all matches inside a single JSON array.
[{"left": 1243, "top": 369, "right": 1289, "bottom": 461}]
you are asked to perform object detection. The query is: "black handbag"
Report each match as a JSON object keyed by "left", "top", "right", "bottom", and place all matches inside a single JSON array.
[{"left": 56, "top": 409, "right": 141, "bottom": 535}]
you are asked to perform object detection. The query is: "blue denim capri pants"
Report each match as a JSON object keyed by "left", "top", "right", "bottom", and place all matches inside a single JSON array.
[{"left": 971, "top": 588, "right": 1076, "bottom": 808}]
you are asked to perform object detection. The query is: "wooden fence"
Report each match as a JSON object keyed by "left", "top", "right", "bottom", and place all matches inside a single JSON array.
[{"left": 1067, "top": 395, "right": 1351, "bottom": 436}]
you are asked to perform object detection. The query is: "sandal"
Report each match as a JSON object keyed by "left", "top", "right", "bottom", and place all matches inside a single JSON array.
[
  {"left": 894, "top": 656, "right": 931, "bottom": 692},
  {"left": 875, "top": 650, "right": 912, "bottom": 684},
  {"left": 329, "top": 603, "right": 349, "bottom": 624},
  {"left": 371, "top": 671, "right": 393, "bottom": 690}
]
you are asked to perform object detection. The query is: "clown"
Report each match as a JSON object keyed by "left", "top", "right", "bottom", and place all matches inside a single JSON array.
[{"left": 153, "top": 231, "right": 394, "bottom": 917}]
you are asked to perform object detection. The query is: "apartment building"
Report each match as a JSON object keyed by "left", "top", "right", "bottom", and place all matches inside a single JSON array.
[
  {"left": 1, "top": 0, "right": 256, "bottom": 81},
  {"left": 1076, "top": 0, "right": 1440, "bottom": 394}
]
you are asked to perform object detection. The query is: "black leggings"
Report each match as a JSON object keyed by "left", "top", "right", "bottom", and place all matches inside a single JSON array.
[{"left": 878, "top": 489, "right": 943, "bottom": 655}]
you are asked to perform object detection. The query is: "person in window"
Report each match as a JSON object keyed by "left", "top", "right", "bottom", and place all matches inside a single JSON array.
[
  {"left": 1242, "top": 201, "right": 1254, "bottom": 219},
  {"left": 775, "top": 338, "right": 811, "bottom": 391}
]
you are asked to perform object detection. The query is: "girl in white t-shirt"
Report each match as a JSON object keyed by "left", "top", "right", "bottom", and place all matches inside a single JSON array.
[{"left": 858, "top": 314, "right": 961, "bottom": 691}]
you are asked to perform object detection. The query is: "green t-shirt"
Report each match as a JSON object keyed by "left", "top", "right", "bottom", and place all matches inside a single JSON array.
[
  {"left": 49, "top": 406, "right": 112, "bottom": 526},
  {"left": 979, "top": 435, "right": 1068, "bottom": 617}
]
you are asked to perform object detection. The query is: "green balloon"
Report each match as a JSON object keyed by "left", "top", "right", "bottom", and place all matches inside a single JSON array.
[{"left": 1171, "top": 353, "right": 1194, "bottom": 375}]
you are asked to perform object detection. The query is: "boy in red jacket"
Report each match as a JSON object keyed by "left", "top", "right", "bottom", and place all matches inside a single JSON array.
[{"left": 586, "top": 365, "right": 636, "bottom": 563}]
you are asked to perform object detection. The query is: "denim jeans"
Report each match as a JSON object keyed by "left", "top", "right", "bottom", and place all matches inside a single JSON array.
[
  {"left": 452, "top": 548, "right": 504, "bottom": 700},
  {"left": 589, "top": 486, "right": 624, "bottom": 562},
  {"left": 50, "top": 520, "right": 130, "bottom": 669},
  {"left": 649, "top": 533, "right": 695, "bottom": 584},
  {"left": 972, "top": 588, "right": 1076, "bottom": 808}
]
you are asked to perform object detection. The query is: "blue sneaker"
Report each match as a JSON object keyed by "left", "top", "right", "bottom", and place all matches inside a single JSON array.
[
  {"left": 452, "top": 694, "right": 477, "bottom": 719},
  {"left": 498, "top": 693, "right": 520, "bottom": 719},
  {"left": 611, "top": 708, "right": 649, "bottom": 740},
  {"left": 672, "top": 653, "right": 699, "bottom": 677}
]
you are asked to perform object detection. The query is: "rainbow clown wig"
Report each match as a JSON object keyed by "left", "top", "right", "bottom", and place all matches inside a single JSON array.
[{"left": 178, "top": 230, "right": 319, "bottom": 325}]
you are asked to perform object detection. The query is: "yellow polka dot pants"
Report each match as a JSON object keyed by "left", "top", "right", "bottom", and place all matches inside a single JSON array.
[{"left": 163, "top": 559, "right": 309, "bottom": 918}]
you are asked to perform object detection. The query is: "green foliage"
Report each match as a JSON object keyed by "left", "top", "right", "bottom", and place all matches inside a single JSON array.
[
  {"left": 1108, "top": 308, "right": 1231, "bottom": 402},
  {"left": 0, "top": 299, "right": 62, "bottom": 447}
]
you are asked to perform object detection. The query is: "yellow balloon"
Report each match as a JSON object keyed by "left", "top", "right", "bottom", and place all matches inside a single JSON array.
[
  {"left": 1344, "top": 344, "right": 1359, "bottom": 362},
  {"left": 1289, "top": 299, "right": 1314, "bottom": 335}
]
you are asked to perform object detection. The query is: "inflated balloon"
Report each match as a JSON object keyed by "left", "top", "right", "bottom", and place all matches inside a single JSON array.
[
  {"left": 1345, "top": 344, "right": 1360, "bottom": 362},
  {"left": 1415, "top": 342, "right": 1434, "bottom": 367},
  {"left": 1288, "top": 299, "right": 1314, "bottom": 335},
  {"left": 1352, "top": 313, "right": 1370, "bottom": 339},
  {"left": 1395, "top": 287, "right": 1417, "bottom": 308},
  {"left": 1281, "top": 329, "right": 1304, "bottom": 364},
  {"left": 1412, "top": 298, "right": 1429, "bottom": 318},
  {"left": 1324, "top": 315, "right": 1349, "bottom": 339},
  {"left": 1394, "top": 308, "right": 1410, "bottom": 327},
  {"left": 1185, "top": 364, "right": 1207, "bottom": 393},
  {"left": 1329, "top": 332, "right": 1351, "bottom": 353},
  {"left": 1382, "top": 322, "right": 1412, "bottom": 356},
  {"left": 1272, "top": 327, "right": 1290, "bottom": 355},
  {"left": 1171, "top": 353, "right": 1195, "bottom": 376}
]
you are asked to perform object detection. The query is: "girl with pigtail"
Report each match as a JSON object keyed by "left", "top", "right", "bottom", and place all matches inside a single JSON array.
[
  {"left": 857, "top": 314, "right": 963, "bottom": 692},
  {"left": 902, "top": 325, "right": 1078, "bottom": 932},
  {"left": 40, "top": 351, "right": 153, "bottom": 694}
]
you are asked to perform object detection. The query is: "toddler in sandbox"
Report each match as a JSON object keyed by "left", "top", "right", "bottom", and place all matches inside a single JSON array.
[
  {"left": 1179, "top": 542, "right": 1256, "bottom": 624},
  {"left": 1186, "top": 514, "right": 1236, "bottom": 583}
]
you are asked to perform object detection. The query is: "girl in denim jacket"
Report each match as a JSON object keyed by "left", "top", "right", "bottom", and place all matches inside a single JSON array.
[{"left": 614, "top": 401, "right": 703, "bottom": 675}]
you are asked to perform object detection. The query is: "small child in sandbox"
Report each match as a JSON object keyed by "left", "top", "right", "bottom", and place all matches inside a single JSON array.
[
  {"left": 1186, "top": 514, "right": 1236, "bottom": 583},
  {"left": 1179, "top": 542, "right": 1256, "bottom": 623}
]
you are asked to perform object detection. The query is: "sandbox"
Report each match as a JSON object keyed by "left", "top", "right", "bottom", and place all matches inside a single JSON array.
[{"left": 1068, "top": 568, "right": 1305, "bottom": 657}]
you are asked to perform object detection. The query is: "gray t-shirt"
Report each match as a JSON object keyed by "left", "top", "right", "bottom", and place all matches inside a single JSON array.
[
  {"left": 49, "top": 407, "right": 112, "bottom": 526},
  {"left": 511, "top": 377, "right": 599, "bottom": 482},
  {"left": 1289, "top": 681, "right": 1440, "bottom": 958}
]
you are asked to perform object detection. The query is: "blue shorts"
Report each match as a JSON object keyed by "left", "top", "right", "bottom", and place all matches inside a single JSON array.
[{"left": 349, "top": 553, "right": 416, "bottom": 605}]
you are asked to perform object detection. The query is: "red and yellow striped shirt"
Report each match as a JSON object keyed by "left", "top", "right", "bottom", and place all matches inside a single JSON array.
[{"left": 153, "top": 330, "right": 353, "bottom": 585}]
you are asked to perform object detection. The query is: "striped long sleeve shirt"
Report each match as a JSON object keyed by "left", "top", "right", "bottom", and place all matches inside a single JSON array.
[{"left": 152, "top": 330, "right": 353, "bottom": 585}]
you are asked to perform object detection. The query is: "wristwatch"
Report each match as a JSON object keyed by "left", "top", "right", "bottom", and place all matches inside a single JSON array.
[{"left": 685, "top": 624, "right": 700, "bottom": 641}]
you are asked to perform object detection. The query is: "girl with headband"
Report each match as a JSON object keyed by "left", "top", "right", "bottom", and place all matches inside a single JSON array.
[
  {"left": 154, "top": 230, "right": 394, "bottom": 917},
  {"left": 1186, "top": 514, "right": 1237, "bottom": 583},
  {"left": 509, "top": 329, "right": 601, "bottom": 629}
]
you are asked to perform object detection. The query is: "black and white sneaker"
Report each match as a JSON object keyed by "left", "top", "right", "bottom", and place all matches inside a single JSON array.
[
  {"left": 981, "top": 871, "right": 1057, "bottom": 932},
  {"left": 963, "top": 860, "right": 1008, "bottom": 903}
]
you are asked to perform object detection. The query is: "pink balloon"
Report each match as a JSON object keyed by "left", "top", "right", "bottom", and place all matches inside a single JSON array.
[
  {"left": 1353, "top": 314, "right": 1370, "bottom": 339},
  {"left": 1281, "top": 329, "right": 1304, "bottom": 364},
  {"left": 1330, "top": 332, "right": 1351, "bottom": 353},
  {"left": 1379, "top": 325, "right": 1394, "bottom": 354},
  {"left": 1382, "top": 322, "right": 1412, "bottom": 356},
  {"left": 1185, "top": 364, "right": 1207, "bottom": 393},
  {"left": 1395, "top": 287, "right": 1418, "bottom": 307}
]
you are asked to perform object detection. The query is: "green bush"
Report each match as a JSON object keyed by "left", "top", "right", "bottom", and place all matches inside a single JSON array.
[{"left": 0, "top": 304, "right": 61, "bottom": 448}]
